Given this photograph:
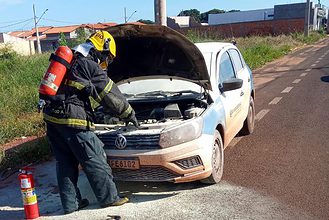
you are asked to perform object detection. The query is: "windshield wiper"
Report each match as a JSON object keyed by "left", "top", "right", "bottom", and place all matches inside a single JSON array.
[
  {"left": 134, "top": 90, "right": 203, "bottom": 98},
  {"left": 170, "top": 90, "right": 201, "bottom": 97},
  {"left": 122, "top": 93, "right": 135, "bottom": 98},
  {"left": 134, "top": 91, "right": 168, "bottom": 97}
]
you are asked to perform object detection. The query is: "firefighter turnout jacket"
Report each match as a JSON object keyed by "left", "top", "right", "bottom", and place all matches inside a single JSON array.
[{"left": 43, "top": 50, "right": 134, "bottom": 130}]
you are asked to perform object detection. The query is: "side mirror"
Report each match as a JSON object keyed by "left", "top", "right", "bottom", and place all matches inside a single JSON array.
[{"left": 220, "top": 78, "right": 243, "bottom": 92}]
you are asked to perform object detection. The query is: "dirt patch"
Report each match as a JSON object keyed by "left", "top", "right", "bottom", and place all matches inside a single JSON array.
[
  {"left": 0, "top": 135, "right": 51, "bottom": 180},
  {"left": 0, "top": 136, "right": 40, "bottom": 151}
]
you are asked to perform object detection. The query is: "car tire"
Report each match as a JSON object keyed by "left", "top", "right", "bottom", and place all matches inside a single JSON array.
[
  {"left": 240, "top": 96, "right": 255, "bottom": 135},
  {"left": 201, "top": 130, "right": 224, "bottom": 184}
]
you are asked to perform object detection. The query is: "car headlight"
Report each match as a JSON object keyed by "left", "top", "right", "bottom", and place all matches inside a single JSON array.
[{"left": 159, "top": 117, "right": 203, "bottom": 148}]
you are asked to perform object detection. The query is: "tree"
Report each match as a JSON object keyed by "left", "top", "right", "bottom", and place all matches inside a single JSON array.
[
  {"left": 65, "top": 27, "right": 88, "bottom": 48},
  {"left": 75, "top": 27, "right": 88, "bottom": 44},
  {"left": 228, "top": 10, "right": 241, "bottom": 13},
  {"left": 137, "top": 19, "right": 155, "bottom": 24},
  {"left": 200, "top": 9, "right": 226, "bottom": 23},
  {"left": 59, "top": 32, "right": 67, "bottom": 46},
  {"left": 178, "top": 9, "right": 201, "bottom": 23}
]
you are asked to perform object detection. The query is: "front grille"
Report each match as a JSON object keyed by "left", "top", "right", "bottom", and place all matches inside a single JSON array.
[
  {"left": 99, "top": 134, "right": 161, "bottom": 150},
  {"left": 112, "top": 166, "right": 181, "bottom": 182}
]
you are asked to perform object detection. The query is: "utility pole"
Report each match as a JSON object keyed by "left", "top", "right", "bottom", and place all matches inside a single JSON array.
[
  {"left": 33, "top": 4, "right": 48, "bottom": 54},
  {"left": 33, "top": 4, "right": 41, "bottom": 54},
  {"left": 154, "top": 0, "right": 167, "bottom": 26},
  {"left": 124, "top": 7, "right": 127, "bottom": 23},
  {"left": 304, "top": 0, "right": 311, "bottom": 37},
  {"left": 327, "top": 10, "right": 329, "bottom": 34}
]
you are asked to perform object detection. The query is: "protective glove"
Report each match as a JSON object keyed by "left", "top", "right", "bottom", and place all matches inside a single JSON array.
[{"left": 124, "top": 110, "right": 139, "bottom": 128}]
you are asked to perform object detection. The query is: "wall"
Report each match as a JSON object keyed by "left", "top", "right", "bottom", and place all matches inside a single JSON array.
[
  {"left": 274, "top": 3, "right": 308, "bottom": 20},
  {"left": 177, "top": 18, "right": 305, "bottom": 39},
  {"left": 209, "top": 8, "right": 274, "bottom": 25},
  {"left": 0, "top": 33, "right": 35, "bottom": 55}
]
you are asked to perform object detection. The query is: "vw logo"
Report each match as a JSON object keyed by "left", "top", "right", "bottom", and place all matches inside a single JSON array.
[{"left": 115, "top": 134, "right": 127, "bottom": 149}]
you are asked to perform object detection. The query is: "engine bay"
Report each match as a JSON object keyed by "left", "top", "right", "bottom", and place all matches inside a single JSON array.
[{"left": 94, "top": 94, "right": 210, "bottom": 125}]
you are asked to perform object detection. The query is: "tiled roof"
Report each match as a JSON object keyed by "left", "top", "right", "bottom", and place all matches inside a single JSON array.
[
  {"left": 9, "top": 26, "right": 52, "bottom": 38},
  {"left": 7, "top": 21, "right": 145, "bottom": 39},
  {"left": 31, "top": 26, "right": 53, "bottom": 33},
  {"left": 8, "top": 30, "right": 33, "bottom": 38},
  {"left": 8, "top": 31, "right": 24, "bottom": 37},
  {"left": 43, "top": 25, "right": 82, "bottom": 34}
]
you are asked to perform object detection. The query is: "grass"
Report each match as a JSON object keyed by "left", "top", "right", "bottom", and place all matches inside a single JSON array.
[
  {"left": 0, "top": 45, "right": 50, "bottom": 173},
  {"left": 0, "top": 45, "right": 49, "bottom": 145},
  {"left": 237, "top": 35, "right": 298, "bottom": 69},
  {"left": 186, "top": 31, "right": 327, "bottom": 70}
]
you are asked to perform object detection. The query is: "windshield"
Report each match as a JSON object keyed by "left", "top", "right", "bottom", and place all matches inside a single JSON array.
[{"left": 118, "top": 79, "right": 204, "bottom": 97}]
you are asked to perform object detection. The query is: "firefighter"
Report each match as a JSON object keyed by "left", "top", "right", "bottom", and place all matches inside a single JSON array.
[{"left": 42, "top": 31, "right": 136, "bottom": 214}]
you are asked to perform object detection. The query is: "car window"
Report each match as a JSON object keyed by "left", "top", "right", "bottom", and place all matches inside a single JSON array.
[
  {"left": 229, "top": 49, "right": 244, "bottom": 72},
  {"left": 218, "top": 52, "right": 236, "bottom": 85}
]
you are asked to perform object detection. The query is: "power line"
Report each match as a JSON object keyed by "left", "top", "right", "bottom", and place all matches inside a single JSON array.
[
  {"left": 0, "top": 18, "right": 34, "bottom": 29},
  {"left": 40, "top": 18, "right": 78, "bottom": 25},
  {"left": 0, "top": 18, "right": 33, "bottom": 24},
  {"left": 20, "top": 20, "right": 34, "bottom": 30},
  {"left": 41, "top": 17, "right": 126, "bottom": 25}
]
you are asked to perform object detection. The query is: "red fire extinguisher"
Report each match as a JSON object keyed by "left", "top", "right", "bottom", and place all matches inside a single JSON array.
[
  {"left": 18, "top": 167, "right": 40, "bottom": 219},
  {"left": 39, "top": 46, "right": 73, "bottom": 96}
]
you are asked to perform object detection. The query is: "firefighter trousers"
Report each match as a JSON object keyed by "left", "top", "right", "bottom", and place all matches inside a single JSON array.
[{"left": 46, "top": 123, "right": 120, "bottom": 213}]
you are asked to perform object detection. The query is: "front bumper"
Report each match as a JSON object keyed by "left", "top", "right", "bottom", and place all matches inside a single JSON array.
[{"left": 104, "top": 134, "right": 214, "bottom": 183}]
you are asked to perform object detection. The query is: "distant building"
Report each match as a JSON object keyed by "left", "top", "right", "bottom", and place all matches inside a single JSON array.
[
  {"left": 7, "top": 22, "right": 147, "bottom": 53},
  {"left": 208, "top": 2, "right": 328, "bottom": 31},
  {"left": 167, "top": 16, "right": 201, "bottom": 29},
  {"left": 274, "top": 2, "right": 328, "bottom": 31},
  {"left": 209, "top": 8, "right": 274, "bottom": 25}
]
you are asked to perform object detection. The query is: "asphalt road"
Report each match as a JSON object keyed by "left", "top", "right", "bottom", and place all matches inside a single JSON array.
[{"left": 1, "top": 37, "right": 329, "bottom": 220}]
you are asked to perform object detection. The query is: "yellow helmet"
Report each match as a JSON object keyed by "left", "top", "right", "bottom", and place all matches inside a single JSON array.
[{"left": 88, "top": 30, "right": 116, "bottom": 57}]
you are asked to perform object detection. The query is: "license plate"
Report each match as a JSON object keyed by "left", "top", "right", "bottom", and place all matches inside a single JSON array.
[{"left": 108, "top": 158, "right": 140, "bottom": 170}]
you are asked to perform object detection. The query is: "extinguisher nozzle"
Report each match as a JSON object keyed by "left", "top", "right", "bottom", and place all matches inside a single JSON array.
[{"left": 37, "top": 99, "right": 46, "bottom": 113}]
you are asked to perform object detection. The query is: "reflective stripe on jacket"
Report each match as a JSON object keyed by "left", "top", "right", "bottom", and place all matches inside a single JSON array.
[{"left": 43, "top": 52, "right": 133, "bottom": 130}]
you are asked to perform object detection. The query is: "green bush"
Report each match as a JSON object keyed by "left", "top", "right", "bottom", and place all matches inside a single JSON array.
[{"left": 290, "top": 31, "right": 326, "bottom": 44}]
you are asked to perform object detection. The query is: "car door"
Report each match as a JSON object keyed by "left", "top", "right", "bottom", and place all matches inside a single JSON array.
[
  {"left": 217, "top": 50, "right": 243, "bottom": 145},
  {"left": 228, "top": 48, "right": 251, "bottom": 121}
]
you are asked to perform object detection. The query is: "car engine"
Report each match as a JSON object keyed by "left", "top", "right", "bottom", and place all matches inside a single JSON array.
[{"left": 94, "top": 96, "right": 208, "bottom": 125}]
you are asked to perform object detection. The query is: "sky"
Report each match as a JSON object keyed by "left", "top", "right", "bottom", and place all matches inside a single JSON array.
[{"left": 0, "top": 0, "right": 327, "bottom": 32}]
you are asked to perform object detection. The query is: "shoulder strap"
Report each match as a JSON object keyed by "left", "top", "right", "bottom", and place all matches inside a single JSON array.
[{"left": 50, "top": 53, "right": 71, "bottom": 70}]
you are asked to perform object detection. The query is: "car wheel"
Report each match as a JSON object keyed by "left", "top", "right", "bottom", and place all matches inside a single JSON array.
[
  {"left": 201, "top": 130, "right": 224, "bottom": 184},
  {"left": 240, "top": 96, "right": 255, "bottom": 135}
]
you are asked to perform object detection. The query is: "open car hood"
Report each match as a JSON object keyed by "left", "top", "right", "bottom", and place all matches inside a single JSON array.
[{"left": 106, "top": 24, "right": 211, "bottom": 90}]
